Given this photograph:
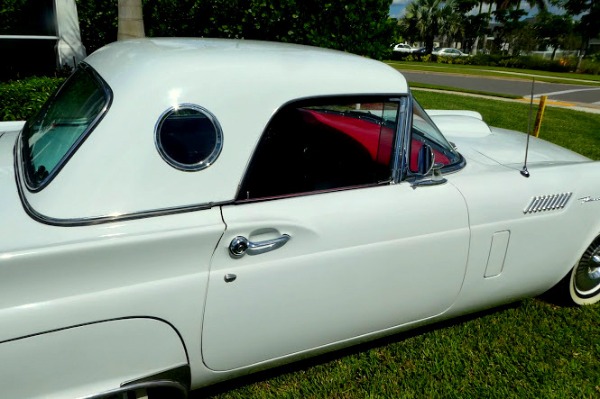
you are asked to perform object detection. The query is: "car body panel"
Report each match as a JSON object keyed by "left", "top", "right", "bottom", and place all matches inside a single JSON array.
[
  {"left": 0, "top": 319, "right": 188, "bottom": 399},
  {"left": 202, "top": 183, "right": 469, "bottom": 370},
  {"left": 447, "top": 162, "right": 600, "bottom": 315},
  {"left": 19, "top": 38, "right": 408, "bottom": 222},
  {"left": 429, "top": 114, "right": 590, "bottom": 165}
]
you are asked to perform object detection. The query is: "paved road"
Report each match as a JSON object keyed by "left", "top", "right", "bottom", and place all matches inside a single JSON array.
[{"left": 400, "top": 70, "right": 600, "bottom": 106}]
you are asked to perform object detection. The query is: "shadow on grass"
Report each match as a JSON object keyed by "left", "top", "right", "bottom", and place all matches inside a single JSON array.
[{"left": 191, "top": 301, "right": 523, "bottom": 398}]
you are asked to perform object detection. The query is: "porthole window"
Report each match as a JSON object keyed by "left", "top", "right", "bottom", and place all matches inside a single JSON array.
[{"left": 155, "top": 104, "right": 223, "bottom": 171}]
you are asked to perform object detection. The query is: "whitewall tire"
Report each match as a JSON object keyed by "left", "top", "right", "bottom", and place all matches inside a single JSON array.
[{"left": 568, "top": 238, "right": 600, "bottom": 305}]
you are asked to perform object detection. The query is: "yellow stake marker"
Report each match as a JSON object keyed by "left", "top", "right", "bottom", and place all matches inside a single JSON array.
[{"left": 533, "top": 95, "right": 547, "bottom": 138}]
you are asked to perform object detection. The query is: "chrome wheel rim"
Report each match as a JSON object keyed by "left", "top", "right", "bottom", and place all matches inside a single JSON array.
[{"left": 574, "top": 246, "right": 600, "bottom": 297}]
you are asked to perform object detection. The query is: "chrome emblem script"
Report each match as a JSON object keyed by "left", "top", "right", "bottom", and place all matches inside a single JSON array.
[
  {"left": 578, "top": 196, "right": 600, "bottom": 204},
  {"left": 524, "top": 192, "right": 572, "bottom": 214}
]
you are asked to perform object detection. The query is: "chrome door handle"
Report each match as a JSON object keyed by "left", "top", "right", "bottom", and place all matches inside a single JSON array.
[{"left": 229, "top": 234, "right": 291, "bottom": 258}]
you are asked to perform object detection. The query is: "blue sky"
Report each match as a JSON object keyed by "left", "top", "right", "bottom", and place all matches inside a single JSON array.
[{"left": 389, "top": 0, "right": 410, "bottom": 18}]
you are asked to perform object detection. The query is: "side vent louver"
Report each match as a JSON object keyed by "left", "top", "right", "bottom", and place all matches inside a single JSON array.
[{"left": 524, "top": 192, "right": 572, "bottom": 214}]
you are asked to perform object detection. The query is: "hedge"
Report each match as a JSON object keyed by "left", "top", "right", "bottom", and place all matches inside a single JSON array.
[{"left": 0, "top": 77, "right": 64, "bottom": 121}]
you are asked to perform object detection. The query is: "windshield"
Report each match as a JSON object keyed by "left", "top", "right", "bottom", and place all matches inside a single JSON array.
[
  {"left": 21, "top": 65, "right": 110, "bottom": 190},
  {"left": 409, "top": 99, "right": 463, "bottom": 173}
]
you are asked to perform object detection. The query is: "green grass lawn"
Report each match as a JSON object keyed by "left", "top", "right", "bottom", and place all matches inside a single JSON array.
[
  {"left": 386, "top": 61, "right": 600, "bottom": 86},
  {"left": 410, "top": 83, "right": 522, "bottom": 99},
  {"left": 198, "top": 300, "right": 599, "bottom": 398},
  {"left": 195, "top": 92, "right": 600, "bottom": 399},
  {"left": 414, "top": 90, "right": 600, "bottom": 160}
]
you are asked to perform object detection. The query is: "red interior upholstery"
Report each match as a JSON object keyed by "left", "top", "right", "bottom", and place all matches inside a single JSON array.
[
  {"left": 302, "top": 109, "right": 393, "bottom": 165},
  {"left": 302, "top": 109, "right": 450, "bottom": 172}
]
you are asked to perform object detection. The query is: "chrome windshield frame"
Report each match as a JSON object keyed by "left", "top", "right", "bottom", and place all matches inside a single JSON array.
[{"left": 392, "top": 94, "right": 412, "bottom": 183}]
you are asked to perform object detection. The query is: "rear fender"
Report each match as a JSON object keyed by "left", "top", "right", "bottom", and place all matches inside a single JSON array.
[{"left": 0, "top": 318, "right": 189, "bottom": 399}]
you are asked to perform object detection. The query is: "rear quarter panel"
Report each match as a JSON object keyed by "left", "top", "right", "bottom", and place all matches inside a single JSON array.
[{"left": 0, "top": 319, "right": 187, "bottom": 399}]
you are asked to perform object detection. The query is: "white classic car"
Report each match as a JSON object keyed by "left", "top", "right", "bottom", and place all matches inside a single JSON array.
[{"left": 0, "top": 38, "right": 599, "bottom": 399}]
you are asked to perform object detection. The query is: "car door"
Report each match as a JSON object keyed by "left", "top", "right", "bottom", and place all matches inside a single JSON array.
[{"left": 201, "top": 97, "right": 470, "bottom": 371}]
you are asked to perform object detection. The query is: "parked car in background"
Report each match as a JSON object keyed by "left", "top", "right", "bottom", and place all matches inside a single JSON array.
[
  {"left": 432, "top": 47, "right": 470, "bottom": 57},
  {"left": 393, "top": 43, "right": 413, "bottom": 53},
  {"left": 411, "top": 47, "right": 427, "bottom": 56},
  {"left": 0, "top": 38, "right": 599, "bottom": 399}
]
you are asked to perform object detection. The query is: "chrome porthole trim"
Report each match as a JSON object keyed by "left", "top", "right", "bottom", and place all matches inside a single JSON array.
[{"left": 154, "top": 103, "right": 223, "bottom": 172}]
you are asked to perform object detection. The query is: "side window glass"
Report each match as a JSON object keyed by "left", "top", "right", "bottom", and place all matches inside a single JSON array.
[
  {"left": 239, "top": 99, "right": 399, "bottom": 201},
  {"left": 155, "top": 105, "right": 223, "bottom": 171}
]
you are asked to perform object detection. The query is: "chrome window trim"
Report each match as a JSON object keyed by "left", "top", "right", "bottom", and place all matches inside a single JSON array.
[
  {"left": 154, "top": 104, "right": 223, "bottom": 172},
  {"left": 20, "top": 62, "right": 113, "bottom": 193}
]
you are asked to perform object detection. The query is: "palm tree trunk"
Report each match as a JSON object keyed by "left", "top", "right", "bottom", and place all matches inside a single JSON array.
[{"left": 118, "top": 0, "right": 145, "bottom": 40}]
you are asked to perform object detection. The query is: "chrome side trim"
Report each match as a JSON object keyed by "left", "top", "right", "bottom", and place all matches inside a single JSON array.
[
  {"left": 14, "top": 137, "right": 230, "bottom": 227},
  {"left": 84, "top": 380, "right": 188, "bottom": 399},
  {"left": 122, "top": 364, "right": 191, "bottom": 391},
  {"left": 523, "top": 192, "right": 572, "bottom": 214}
]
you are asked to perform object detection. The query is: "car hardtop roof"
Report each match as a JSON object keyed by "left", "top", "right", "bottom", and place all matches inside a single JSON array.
[
  {"left": 84, "top": 37, "right": 409, "bottom": 96},
  {"left": 20, "top": 38, "right": 409, "bottom": 222}
]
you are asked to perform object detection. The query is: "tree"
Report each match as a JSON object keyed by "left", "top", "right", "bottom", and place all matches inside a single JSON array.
[
  {"left": 495, "top": 0, "right": 548, "bottom": 11},
  {"left": 534, "top": 10, "right": 574, "bottom": 59},
  {"left": 117, "top": 0, "right": 144, "bottom": 40},
  {"left": 400, "top": 0, "right": 477, "bottom": 53},
  {"left": 439, "top": 0, "right": 464, "bottom": 46},
  {"left": 453, "top": 0, "right": 490, "bottom": 53},
  {"left": 559, "top": 0, "right": 599, "bottom": 60},
  {"left": 76, "top": 1, "right": 117, "bottom": 54},
  {"left": 492, "top": 7, "right": 527, "bottom": 54},
  {"left": 401, "top": 0, "right": 444, "bottom": 54},
  {"left": 462, "top": 13, "right": 490, "bottom": 53}
]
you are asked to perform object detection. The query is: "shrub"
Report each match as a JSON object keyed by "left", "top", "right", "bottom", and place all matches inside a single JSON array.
[
  {"left": 577, "top": 58, "right": 600, "bottom": 75},
  {"left": 0, "top": 77, "right": 64, "bottom": 121},
  {"left": 397, "top": 52, "right": 588, "bottom": 74},
  {"left": 433, "top": 55, "right": 474, "bottom": 65}
]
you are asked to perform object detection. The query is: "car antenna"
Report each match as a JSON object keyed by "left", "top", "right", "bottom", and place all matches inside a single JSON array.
[{"left": 520, "top": 78, "right": 535, "bottom": 178}]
